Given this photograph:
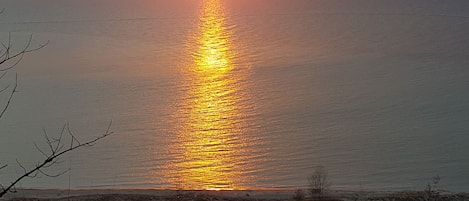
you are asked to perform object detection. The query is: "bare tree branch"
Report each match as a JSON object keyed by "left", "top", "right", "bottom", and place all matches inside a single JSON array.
[
  {"left": 0, "top": 33, "right": 47, "bottom": 121},
  {"left": 0, "top": 34, "right": 49, "bottom": 71},
  {"left": 0, "top": 23, "right": 110, "bottom": 199},
  {"left": 38, "top": 168, "right": 69, "bottom": 178},
  {"left": 0, "top": 71, "right": 8, "bottom": 80},
  {"left": 308, "top": 165, "right": 331, "bottom": 200},
  {"left": 0, "top": 74, "right": 18, "bottom": 119},
  {"left": 0, "top": 13, "right": 114, "bottom": 198},
  {"left": 67, "top": 122, "right": 81, "bottom": 147},
  {"left": 34, "top": 142, "right": 49, "bottom": 158},
  {"left": 0, "top": 121, "right": 113, "bottom": 198}
]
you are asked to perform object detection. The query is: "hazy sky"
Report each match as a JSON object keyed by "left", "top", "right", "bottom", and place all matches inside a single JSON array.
[{"left": 2, "top": 0, "right": 467, "bottom": 23}]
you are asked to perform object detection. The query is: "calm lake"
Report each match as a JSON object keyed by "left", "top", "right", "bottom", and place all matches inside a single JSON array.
[{"left": 1, "top": 0, "right": 468, "bottom": 192}]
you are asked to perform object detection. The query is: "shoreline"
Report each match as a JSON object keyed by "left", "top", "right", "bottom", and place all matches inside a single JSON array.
[{"left": 3, "top": 188, "right": 469, "bottom": 201}]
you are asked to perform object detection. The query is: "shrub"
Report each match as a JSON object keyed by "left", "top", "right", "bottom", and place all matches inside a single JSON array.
[
  {"left": 293, "top": 189, "right": 306, "bottom": 201},
  {"left": 308, "top": 165, "right": 330, "bottom": 200}
]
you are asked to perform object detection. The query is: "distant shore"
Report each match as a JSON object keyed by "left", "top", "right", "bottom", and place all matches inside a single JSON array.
[{"left": 2, "top": 189, "right": 469, "bottom": 201}]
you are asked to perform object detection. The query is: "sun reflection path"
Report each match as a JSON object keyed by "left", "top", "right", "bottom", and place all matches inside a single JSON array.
[{"left": 167, "top": 0, "right": 251, "bottom": 190}]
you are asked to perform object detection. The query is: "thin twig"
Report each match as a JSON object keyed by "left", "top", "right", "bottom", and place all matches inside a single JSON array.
[
  {"left": 0, "top": 84, "right": 9, "bottom": 94},
  {"left": 34, "top": 142, "right": 49, "bottom": 158},
  {"left": 0, "top": 71, "right": 8, "bottom": 80},
  {"left": 0, "top": 74, "right": 18, "bottom": 119}
]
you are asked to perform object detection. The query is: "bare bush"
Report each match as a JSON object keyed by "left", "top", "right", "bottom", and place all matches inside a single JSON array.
[
  {"left": 424, "top": 175, "right": 441, "bottom": 201},
  {"left": 0, "top": 123, "right": 113, "bottom": 198},
  {"left": 293, "top": 189, "right": 306, "bottom": 201},
  {"left": 308, "top": 165, "right": 331, "bottom": 200}
]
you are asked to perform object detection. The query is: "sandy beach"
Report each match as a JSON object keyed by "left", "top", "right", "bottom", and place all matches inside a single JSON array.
[{"left": 2, "top": 189, "right": 469, "bottom": 201}]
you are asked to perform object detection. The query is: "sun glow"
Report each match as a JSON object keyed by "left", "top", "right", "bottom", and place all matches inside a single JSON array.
[
  {"left": 193, "top": 0, "right": 235, "bottom": 75},
  {"left": 167, "top": 0, "right": 249, "bottom": 190}
]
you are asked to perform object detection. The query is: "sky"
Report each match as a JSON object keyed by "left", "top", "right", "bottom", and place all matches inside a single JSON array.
[{"left": 2, "top": 0, "right": 468, "bottom": 24}]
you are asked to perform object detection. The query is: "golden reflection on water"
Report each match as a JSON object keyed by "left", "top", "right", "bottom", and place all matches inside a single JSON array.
[{"left": 167, "top": 0, "right": 250, "bottom": 190}]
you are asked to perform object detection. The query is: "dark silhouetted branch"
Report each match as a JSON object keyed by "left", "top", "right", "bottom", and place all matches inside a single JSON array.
[
  {"left": 0, "top": 33, "right": 47, "bottom": 121},
  {"left": 0, "top": 74, "right": 18, "bottom": 119},
  {"left": 0, "top": 121, "right": 113, "bottom": 198},
  {"left": 0, "top": 33, "right": 48, "bottom": 71},
  {"left": 0, "top": 23, "right": 109, "bottom": 199}
]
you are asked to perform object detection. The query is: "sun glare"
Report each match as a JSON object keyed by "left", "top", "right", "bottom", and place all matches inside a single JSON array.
[
  {"left": 193, "top": 0, "right": 234, "bottom": 75},
  {"left": 167, "top": 0, "right": 248, "bottom": 191}
]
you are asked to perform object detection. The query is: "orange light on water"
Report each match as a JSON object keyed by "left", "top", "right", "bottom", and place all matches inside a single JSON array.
[
  {"left": 167, "top": 0, "right": 249, "bottom": 190},
  {"left": 193, "top": 0, "right": 235, "bottom": 75},
  {"left": 206, "top": 187, "right": 234, "bottom": 191}
]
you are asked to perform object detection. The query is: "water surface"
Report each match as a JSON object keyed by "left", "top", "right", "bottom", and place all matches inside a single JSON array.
[{"left": 0, "top": 0, "right": 468, "bottom": 192}]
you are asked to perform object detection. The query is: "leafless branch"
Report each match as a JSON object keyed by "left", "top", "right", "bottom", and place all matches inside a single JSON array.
[
  {"left": 0, "top": 25, "right": 92, "bottom": 198},
  {"left": 0, "top": 121, "right": 113, "bottom": 198},
  {"left": 308, "top": 165, "right": 331, "bottom": 200},
  {"left": 34, "top": 142, "right": 49, "bottom": 158},
  {"left": 0, "top": 71, "right": 8, "bottom": 80},
  {"left": 0, "top": 84, "right": 9, "bottom": 94},
  {"left": 0, "top": 74, "right": 18, "bottom": 119},
  {"left": 67, "top": 122, "right": 81, "bottom": 147},
  {"left": 0, "top": 33, "right": 49, "bottom": 71},
  {"left": 38, "top": 168, "right": 69, "bottom": 178},
  {"left": 0, "top": 33, "right": 47, "bottom": 121}
]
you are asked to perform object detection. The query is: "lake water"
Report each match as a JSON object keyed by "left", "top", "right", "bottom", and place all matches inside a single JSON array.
[{"left": 1, "top": 0, "right": 468, "bottom": 192}]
